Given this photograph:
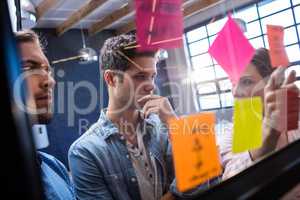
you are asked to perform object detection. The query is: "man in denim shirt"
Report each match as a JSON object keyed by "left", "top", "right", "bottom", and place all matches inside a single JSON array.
[
  {"left": 15, "top": 30, "right": 76, "bottom": 200},
  {"left": 69, "top": 33, "right": 219, "bottom": 200}
]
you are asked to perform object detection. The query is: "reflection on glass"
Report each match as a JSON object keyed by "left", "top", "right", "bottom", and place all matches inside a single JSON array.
[
  {"left": 189, "top": 39, "right": 210, "bottom": 56},
  {"left": 186, "top": 26, "right": 207, "bottom": 43},
  {"left": 258, "top": 0, "right": 291, "bottom": 17},
  {"left": 261, "top": 9, "right": 294, "bottom": 33},
  {"left": 184, "top": 0, "right": 300, "bottom": 192},
  {"left": 233, "top": 5, "right": 258, "bottom": 23},
  {"left": 191, "top": 53, "right": 213, "bottom": 69},
  {"left": 199, "top": 94, "right": 220, "bottom": 110},
  {"left": 197, "top": 82, "right": 217, "bottom": 94}
]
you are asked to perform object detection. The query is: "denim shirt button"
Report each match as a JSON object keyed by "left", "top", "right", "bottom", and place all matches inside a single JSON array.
[
  {"left": 113, "top": 175, "right": 118, "bottom": 179},
  {"left": 126, "top": 154, "right": 130, "bottom": 159},
  {"left": 120, "top": 135, "right": 125, "bottom": 140},
  {"left": 131, "top": 177, "right": 136, "bottom": 182}
]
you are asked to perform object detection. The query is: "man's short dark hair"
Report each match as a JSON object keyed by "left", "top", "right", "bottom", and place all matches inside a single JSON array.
[
  {"left": 100, "top": 33, "right": 158, "bottom": 71},
  {"left": 14, "top": 29, "right": 43, "bottom": 49}
]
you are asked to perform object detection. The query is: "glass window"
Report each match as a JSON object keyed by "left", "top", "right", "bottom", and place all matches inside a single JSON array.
[
  {"left": 191, "top": 53, "right": 213, "bottom": 69},
  {"left": 219, "top": 79, "right": 232, "bottom": 91},
  {"left": 261, "top": 9, "right": 294, "bottom": 33},
  {"left": 209, "top": 35, "right": 217, "bottom": 44},
  {"left": 189, "top": 39, "right": 210, "bottom": 56},
  {"left": 220, "top": 92, "right": 234, "bottom": 107},
  {"left": 199, "top": 94, "right": 220, "bottom": 109},
  {"left": 215, "top": 65, "right": 228, "bottom": 78},
  {"left": 234, "top": 5, "right": 258, "bottom": 23},
  {"left": 295, "top": 80, "right": 300, "bottom": 88},
  {"left": 245, "top": 21, "right": 262, "bottom": 39},
  {"left": 263, "top": 35, "right": 269, "bottom": 48},
  {"left": 293, "top": 0, "right": 300, "bottom": 6},
  {"left": 258, "top": 0, "right": 291, "bottom": 17},
  {"left": 207, "top": 17, "right": 226, "bottom": 36},
  {"left": 294, "top": 6, "right": 300, "bottom": 23},
  {"left": 191, "top": 67, "right": 216, "bottom": 82},
  {"left": 284, "top": 27, "right": 298, "bottom": 45},
  {"left": 286, "top": 65, "right": 300, "bottom": 77},
  {"left": 286, "top": 44, "right": 300, "bottom": 62},
  {"left": 249, "top": 37, "right": 265, "bottom": 49},
  {"left": 186, "top": 26, "right": 207, "bottom": 43},
  {"left": 185, "top": 0, "right": 300, "bottom": 111},
  {"left": 197, "top": 82, "right": 217, "bottom": 94}
]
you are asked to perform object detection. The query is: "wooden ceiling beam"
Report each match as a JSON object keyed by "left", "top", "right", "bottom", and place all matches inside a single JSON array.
[
  {"left": 116, "top": 0, "right": 222, "bottom": 35},
  {"left": 36, "top": 0, "right": 59, "bottom": 20},
  {"left": 183, "top": 0, "right": 221, "bottom": 17},
  {"left": 89, "top": 0, "right": 191, "bottom": 35},
  {"left": 88, "top": 2, "right": 134, "bottom": 36},
  {"left": 56, "top": 0, "right": 108, "bottom": 36}
]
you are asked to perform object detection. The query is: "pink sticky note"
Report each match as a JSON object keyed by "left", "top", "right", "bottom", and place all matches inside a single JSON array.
[
  {"left": 135, "top": 0, "right": 183, "bottom": 51},
  {"left": 267, "top": 25, "right": 289, "bottom": 68},
  {"left": 208, "top": 15, "right": 255, "bottom": 84}
]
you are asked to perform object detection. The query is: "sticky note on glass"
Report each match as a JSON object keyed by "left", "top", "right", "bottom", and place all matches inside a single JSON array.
[
  {"left": 169, "top": 113, "right": 222, "bottom": 192},
  {"left": 233, "top": 97, "right": 263, "bottom": 153},
  {"left": 208, "top": 15, "right": 255, "bottom": 84},
  {"left": 267, "top": 25, "right": 289, "bottom": 68},
  {"left": 135, "top": 0, "right": 183, "bottom": 51}
]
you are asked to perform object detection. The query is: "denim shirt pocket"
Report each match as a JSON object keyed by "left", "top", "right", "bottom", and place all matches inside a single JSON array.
[{"left": 104, "top": 173, "right": 125, "bottom": 195}]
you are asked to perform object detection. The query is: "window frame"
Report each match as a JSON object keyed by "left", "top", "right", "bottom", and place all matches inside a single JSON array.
[{"left": 185, "top": 0, "right": 300, "bottom": 111}]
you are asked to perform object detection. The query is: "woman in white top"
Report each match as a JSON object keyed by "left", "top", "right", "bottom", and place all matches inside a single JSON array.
[{"left": 221, "top": 48, "right": 300, "bottom": 180}]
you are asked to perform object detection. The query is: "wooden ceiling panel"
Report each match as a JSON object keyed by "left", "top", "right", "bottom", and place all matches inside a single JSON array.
[{"left": 56, "top": 0, "right": 108, "bottom": 36}]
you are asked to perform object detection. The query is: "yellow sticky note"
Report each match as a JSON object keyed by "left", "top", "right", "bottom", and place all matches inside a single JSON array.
[
  {"left": 169, "top": 113, "right": 222, "bottom": 192},
  {"left": 233, "top": 97, "right": 263, "bottom": 153}
]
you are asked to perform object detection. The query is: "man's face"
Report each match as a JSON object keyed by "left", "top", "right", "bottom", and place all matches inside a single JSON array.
[
  {"left": 113, "top": 56, "right": 157, "bottom": 110},
  {"left": 19, "top": 41, "right": 55, "bottom": 124}
]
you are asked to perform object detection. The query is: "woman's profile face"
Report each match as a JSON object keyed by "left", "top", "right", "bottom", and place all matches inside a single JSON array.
[{"left": 232, "top": 63, "right": 266, "bottom": 99}]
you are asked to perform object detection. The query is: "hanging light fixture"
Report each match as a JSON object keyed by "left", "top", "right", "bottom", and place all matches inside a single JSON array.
[
  {"left": 20, "top": 0, "right": 37, "bottom": 29},
  {"left": 52, "top": 28, "right": 98, "bottom": 65}
]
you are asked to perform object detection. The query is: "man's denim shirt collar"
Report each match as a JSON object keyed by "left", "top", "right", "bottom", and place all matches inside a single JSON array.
[{"left": 98, "top": 109, "right": 156, "bottom": 140}]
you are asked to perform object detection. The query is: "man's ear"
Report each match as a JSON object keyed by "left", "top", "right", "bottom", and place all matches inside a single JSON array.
[{"left": 104, "top": 70, "right": 116, "bottom": 87}]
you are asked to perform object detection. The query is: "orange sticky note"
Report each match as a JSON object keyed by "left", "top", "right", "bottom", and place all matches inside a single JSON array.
[
  {"left": 267, "top": 25, "right": 290, "bottom": 68},
  {"left": 169, "top": 113, "right": 222, "bottom": 192}
]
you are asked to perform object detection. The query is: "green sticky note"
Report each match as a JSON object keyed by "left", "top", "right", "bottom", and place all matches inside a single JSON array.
[{"left": 233, "top": 97, "right": 263, "bottom": 153}]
